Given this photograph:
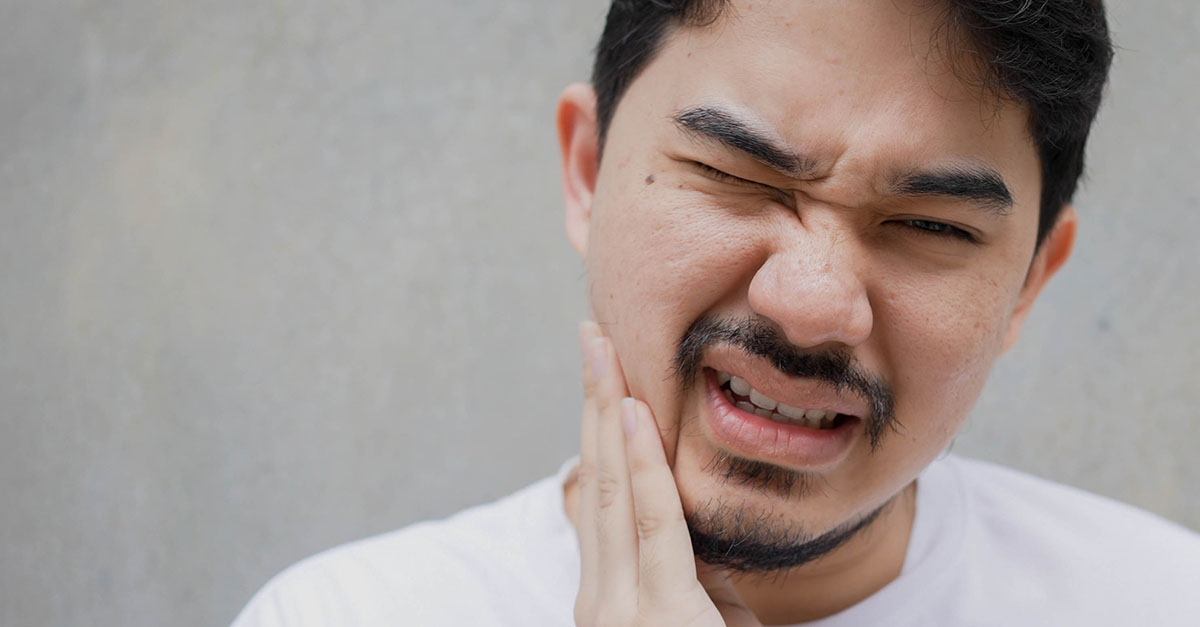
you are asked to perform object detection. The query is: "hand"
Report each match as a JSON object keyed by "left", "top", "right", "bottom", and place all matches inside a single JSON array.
[{"left": 573, "top": 321, "right": 762, "bottom": 626}]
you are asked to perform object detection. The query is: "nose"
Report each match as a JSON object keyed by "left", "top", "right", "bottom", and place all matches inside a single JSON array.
[{"left": 747, "top": 228, "right": 874, "bottom": 349}]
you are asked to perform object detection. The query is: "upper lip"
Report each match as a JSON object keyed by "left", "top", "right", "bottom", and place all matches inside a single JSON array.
[{"left": 704, "top": 346, "right": 869, "bottom": 418}]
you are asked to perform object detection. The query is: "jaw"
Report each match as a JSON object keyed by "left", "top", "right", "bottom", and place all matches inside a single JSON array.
[{"left": 661, "top": 354, "right": 928, "bottom": 544}]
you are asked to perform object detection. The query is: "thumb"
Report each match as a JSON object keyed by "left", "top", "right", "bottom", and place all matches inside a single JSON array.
[{"left": 696, "top": 561, "right": 761, "bottom": 627}]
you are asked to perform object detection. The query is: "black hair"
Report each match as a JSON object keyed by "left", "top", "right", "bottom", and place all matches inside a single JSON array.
[{"left": 590, "top": 0, "right": 1113, "bottom": 245}]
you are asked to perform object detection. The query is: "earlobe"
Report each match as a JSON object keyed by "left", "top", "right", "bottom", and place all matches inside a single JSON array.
[
  {"left": 1001, "top": 206, "right": 1078, "bottom": 352},
  {"left": 556, "top": 83, "right": 600, "bottom": 260}
]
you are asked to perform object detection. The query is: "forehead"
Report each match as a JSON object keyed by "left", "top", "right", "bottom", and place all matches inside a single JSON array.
[{"left": 611, "top": 0, "right": 1041, "bottom": 210}]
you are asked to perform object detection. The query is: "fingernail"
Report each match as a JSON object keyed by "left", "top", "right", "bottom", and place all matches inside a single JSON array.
[
  {"left": 621, "top": 398, "right": 638, "bottom": 438},
  {"left": 588, "top": 337, "right": 608, "bottom": 379}
]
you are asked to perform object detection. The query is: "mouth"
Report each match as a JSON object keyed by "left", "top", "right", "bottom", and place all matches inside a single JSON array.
[
  {"left": 715, "top": 370, "right": 854, "bottom": 430},
  {"left": 701, "top": 368, "right": 861, "bottom": 467}
]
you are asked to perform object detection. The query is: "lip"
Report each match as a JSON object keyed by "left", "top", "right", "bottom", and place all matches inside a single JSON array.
[
  {"left": 702, "top": 368, "right": 860, "bottom": 468},
  {"left": 702, "top": 346, "right": 869, "bottom": 418}
]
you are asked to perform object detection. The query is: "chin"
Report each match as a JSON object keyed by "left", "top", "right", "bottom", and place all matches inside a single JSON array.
[{"left": 669, "top": 437, "right": 899, "bottom": 574}]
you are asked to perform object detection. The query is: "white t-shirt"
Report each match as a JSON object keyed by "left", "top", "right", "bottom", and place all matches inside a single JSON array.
[{"left": 232, "top": 455, "right": 1200, "bottom": 626}]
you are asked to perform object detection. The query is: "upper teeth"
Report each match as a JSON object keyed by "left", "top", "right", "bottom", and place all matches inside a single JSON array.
[
  {"left": 749, "top": 388, "right": 777, "bottom": 410},
  {"left": 729, "top": 374, "right": 749, "bottom": 395},
  {"left": 720, "top": 372, "right": 840, "bottom": 429}
]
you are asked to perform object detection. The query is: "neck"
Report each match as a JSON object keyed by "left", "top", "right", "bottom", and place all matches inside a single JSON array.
[{"left": 562, "top": 476, "right": 917, "bottom": 625}]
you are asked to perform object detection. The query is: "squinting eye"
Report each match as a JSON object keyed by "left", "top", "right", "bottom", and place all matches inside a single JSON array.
[
  {"left": 900, "top": 219, "right": 977, "bottom": 243},
  {"left": 695, "top": 162, "right": 749, "bottom": 184},
  {"left": 692, "top": 162, "right": 794, "bottom": 207}
]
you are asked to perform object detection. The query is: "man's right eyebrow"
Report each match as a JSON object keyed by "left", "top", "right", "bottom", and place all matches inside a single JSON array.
[{"left": 672, "top": 106, "right": 821, "bottom": 179}]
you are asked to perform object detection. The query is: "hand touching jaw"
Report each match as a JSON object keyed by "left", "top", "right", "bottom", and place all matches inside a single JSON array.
[
  {"left": 565, "top": 320, "right": 919, "bottom": 624},
  {"left": 568, "top": 321, "right": 762, "bottom": 627}
]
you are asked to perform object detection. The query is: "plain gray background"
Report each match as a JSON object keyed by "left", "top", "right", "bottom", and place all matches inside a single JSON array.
[{"left": 1, "top": 1, "right": 1196, "bottom": 625}]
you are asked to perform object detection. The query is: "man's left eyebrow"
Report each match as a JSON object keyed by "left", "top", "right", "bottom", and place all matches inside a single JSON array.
[{"left": 892, "top": 166, "right": 1014, "bottom": 215}]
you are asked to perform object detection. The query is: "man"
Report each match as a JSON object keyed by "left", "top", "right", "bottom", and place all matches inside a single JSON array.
[{"left": 234, "top": 1, "right": 1200, "bottom": 625}]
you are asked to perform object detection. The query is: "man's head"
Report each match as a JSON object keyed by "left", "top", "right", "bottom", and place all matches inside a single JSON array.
[{"left": 557, "top": 0, "right": 1111, "bottom": 573}]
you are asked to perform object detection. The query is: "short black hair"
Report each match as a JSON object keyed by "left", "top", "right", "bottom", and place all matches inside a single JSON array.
[{"left": 590, "top": 0, "right": 1114, "bottom": 245}]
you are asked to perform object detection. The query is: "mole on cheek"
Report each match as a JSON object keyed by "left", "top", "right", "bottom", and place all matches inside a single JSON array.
[{"left": 645, "top": 174, "right": 655, "bottom": 184}]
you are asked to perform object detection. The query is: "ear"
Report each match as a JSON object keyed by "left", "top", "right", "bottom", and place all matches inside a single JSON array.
[
  {"left": 1001, "top": 205, "right": 1077, "bottom": 352},
  {"left": 556, "top": 83, "right": 600, "bottom": 260}
]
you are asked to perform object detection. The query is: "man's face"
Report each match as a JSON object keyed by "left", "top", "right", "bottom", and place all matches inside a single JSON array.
[{"left": 563, "top": 0, "right": 1065, "bottom": 562}]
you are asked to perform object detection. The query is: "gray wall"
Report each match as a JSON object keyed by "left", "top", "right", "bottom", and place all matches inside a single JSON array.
[{"left": 0, "top": 1, "right": 1195, "bottom": 625}]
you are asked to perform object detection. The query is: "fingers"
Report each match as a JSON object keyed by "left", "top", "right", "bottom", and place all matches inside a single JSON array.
[
  {"left": 576, "top": 322, "right": 638, "bottom": 612},
  {"left": 576, "top": 322, "right": 759, "bottom": 627},
  {"left": 623, "top": 399, "right": 699, "bottom": 602},
  {"left": 576, "top": 322, "right": 602, "bottom": 597},
  {"left": 590, "top": 333, "right": 638, "bottom": 599}
]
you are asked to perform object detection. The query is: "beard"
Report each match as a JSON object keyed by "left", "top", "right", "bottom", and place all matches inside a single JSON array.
[
  {"left": 684, "top": 449, "right": 895, "bottom": 574},
  {"left": 670, "top": 315, "right": 900, "bottom": 573}
]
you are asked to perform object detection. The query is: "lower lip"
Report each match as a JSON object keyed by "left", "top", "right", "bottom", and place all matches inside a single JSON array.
[{"left": 702, "top": 369, "right": 860, "bottom": 467}]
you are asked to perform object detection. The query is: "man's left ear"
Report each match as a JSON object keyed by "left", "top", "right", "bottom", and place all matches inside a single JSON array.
[{"left": 1002, "top": 205, "right": 1077, "bottom": 352}]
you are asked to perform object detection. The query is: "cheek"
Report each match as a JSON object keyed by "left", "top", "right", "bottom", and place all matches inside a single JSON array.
[
  {"left": 588, "top": 174, "right": 750, "bottom": 316},
  {"left": 584, "top": 176, "right": 764, "bottom": 399},
  {"left": 875, "top": 267, "right": 1021, "bottom": 438}
]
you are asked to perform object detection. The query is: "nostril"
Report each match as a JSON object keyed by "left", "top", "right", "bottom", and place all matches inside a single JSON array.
[{"left": 747, "top": 247, "right": 873, "bottom": 349}]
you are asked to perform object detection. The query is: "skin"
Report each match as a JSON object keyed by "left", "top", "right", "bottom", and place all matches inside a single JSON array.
[
  {"left": 573, "top": 322, "right": 760, "bottom": 626},
  {"left": 558, "top": 0, "right": 1077, "bottom": 623}
]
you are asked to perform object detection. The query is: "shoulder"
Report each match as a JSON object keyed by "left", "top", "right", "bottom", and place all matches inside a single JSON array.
[
  {"left": 230, "top": 463, "right": 580, "bottom": 627},
  {"left": 945, "top": 455, "right": 1200, "bottom": 624},
  {"left": 949, "top": 454, "right": 1200, "bottom": 553}
]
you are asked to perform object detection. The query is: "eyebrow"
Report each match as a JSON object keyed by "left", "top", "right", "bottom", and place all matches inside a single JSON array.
[
  {"left": 673, "top": 105, "right": 1014, "bottom": 216},
  {"left": 892, "top": 166, "right": 1013, "bottom": 215},
  {"left": 673, "top": 106, "right": 821, "bottom": 179}
]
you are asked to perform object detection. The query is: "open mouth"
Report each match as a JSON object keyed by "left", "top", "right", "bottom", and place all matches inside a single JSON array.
[{"left": 714, "top": 369, "right": 853, "bottom": 431}]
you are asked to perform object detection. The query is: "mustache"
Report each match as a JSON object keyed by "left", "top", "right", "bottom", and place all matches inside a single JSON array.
[{"left": 671, "top": 315, "right": 899, "bottom": 451}]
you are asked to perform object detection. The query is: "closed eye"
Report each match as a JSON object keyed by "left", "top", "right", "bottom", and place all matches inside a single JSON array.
[
  {"left": 692, "top": 162, "right": 794, "bottom": 208},
  {"left": 694, "top": 161, "right": 750, "bottom": 184},
  {"left": 897, "top": 219, "right": 978, "bottom": 243}
]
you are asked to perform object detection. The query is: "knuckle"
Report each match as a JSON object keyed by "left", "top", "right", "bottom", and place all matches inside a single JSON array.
[
  {"left": 595, "top": 469, "right": 623, "bottom": 509},
  {"left": 635, "top": 512, "right": 678, "bottom": 539},
  {"left": 636, "top": 514, "right": 664, "bottom": 538},
  {"left": 576, "top": 463, "right": 596, "bottom": 489},
  {"left": 626, "top": 450, "right": 652, "bottom": 474},
  {"left": 593, "top": 392, "right": 614, "bottom": 413}
]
